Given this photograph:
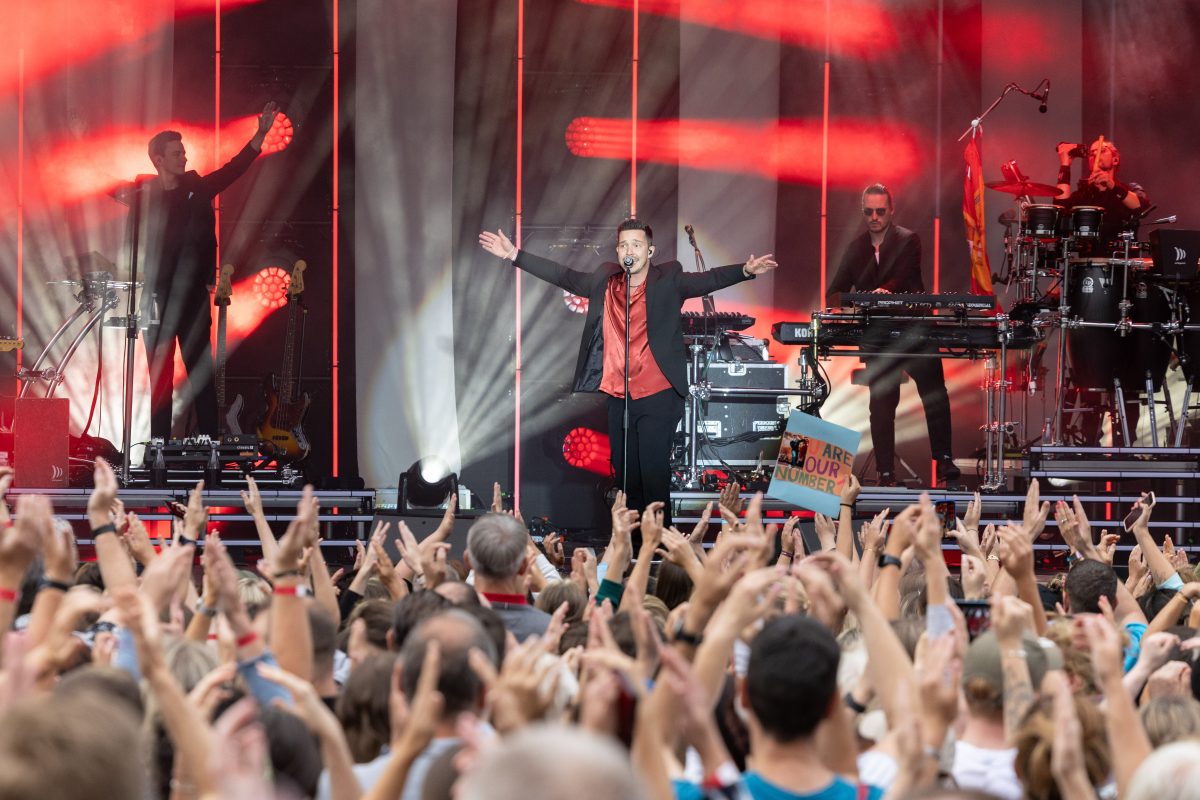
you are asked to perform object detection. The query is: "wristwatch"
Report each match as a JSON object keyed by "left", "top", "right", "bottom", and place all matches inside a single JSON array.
[
  {"left": 670, "top": 618, "right": 704, "bottom": 647},
  {"left": 877, "top": 553, "right": 903, "bottom": 570}
]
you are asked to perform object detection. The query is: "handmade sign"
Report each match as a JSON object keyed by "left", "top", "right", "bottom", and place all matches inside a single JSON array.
[{"left": 767, "top": 411, "right": 861, "bottom": 517}]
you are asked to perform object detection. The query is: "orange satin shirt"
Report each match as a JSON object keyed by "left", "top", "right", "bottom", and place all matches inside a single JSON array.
[{"left": 599, "top": 274, "right": 672, "bottom": 399}]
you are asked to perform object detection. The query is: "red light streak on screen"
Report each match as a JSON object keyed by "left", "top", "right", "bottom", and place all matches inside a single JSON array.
[
  {"left": 30, "top": 115, "right": 278, "bottom": 207},
  {"left": 573, "top": 0, "right": 895, "bottom": 57},
  {"left": 566, "top": 117, "right": 921, "bottom": 187},
  {"left": 0, "top": 0, "right": 261, "bottom": 93}
]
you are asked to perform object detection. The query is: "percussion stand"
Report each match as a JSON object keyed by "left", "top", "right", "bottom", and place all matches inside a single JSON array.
[{"left": 1051, "top": 256, "right": 1074, "bottom": 444}]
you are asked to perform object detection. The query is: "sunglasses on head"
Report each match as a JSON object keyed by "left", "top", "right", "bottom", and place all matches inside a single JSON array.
[{"left": 862, "top": 207, "right": 889, "bottom": 217}]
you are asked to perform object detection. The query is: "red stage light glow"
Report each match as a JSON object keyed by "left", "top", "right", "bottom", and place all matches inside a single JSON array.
[
  {"left": 573, "top": 0, "right": 896, "bottom": 57},
  {"left": 252, "top": 266, "right": 292, "bottom": 309},
  {"left": 563, "top": 291, "right": 589, "bottom": 314},
  {"left": 566, "top": 117, "right": 921, "bottom": 187},
  {"left": 0, "top": 0, "right": 262, "bottom": 93},
  {"left": 562, "top": 427, "right": 611, "bottom": 475},
  {"left": 33, "top": 115, "right": 281, "bottom": 208}
]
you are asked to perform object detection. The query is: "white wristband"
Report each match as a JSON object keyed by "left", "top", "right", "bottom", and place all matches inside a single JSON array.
[{"left": 504, "top": 246, "right": 518, "bottom": 261}]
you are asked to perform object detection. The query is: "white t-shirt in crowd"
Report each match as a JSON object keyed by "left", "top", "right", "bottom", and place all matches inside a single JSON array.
[{"left": 952, "top": 740, "right": 1021, "bottom": 800}]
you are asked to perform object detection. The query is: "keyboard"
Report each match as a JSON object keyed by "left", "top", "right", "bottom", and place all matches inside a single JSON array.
[
  {"left": 680, "top": 311, "right": 755, "bottom": 335},
  {"left": 772, "top": 315, "right": 1040, "bottom": 353},
  {"left": 842, "top": 292, "right": 996, "bottom": 311}
]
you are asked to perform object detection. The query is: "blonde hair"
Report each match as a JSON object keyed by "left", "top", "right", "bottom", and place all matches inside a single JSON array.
[{"left": 1140, "top": 697, "right": 1200, "bottom": 748}]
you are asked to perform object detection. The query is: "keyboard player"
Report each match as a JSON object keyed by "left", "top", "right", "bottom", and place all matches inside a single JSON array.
[{"left": 828, "top": 183, "right": 959, "bottom": 487}]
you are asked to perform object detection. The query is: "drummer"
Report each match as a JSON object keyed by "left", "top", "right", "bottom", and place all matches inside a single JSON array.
[{"left": 1054, "top": 136, "right": 1148, "bottom": 246}]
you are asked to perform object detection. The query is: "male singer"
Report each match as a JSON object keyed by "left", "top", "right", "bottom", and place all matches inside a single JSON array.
[{"left": 479, "top": 220, "right": 777, "bottom": 525}]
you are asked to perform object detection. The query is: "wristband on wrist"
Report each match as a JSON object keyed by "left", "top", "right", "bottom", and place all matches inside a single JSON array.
[
  {"left": 273, "top": 584, "right": 312, "bottom": 598},
  {"left": 0, "top": 587, "right": 16, "bottom": 603},
  {"left": 195, "top": 599, "right": 218, "bottom": 618},
  {"left": 271, "top": 568, "right": 303, "bottom": 580},
  {"left": 844, "top": 691, "right": 868, "bottom": 714},
  {"left": 504, "top": 246, "right": 518, "bottom": 261},
  {"left": 39, "top": 578, "right": 73, "bottom": 593},
  {"left": 1112, "top": 183, "right": 1130, "bottom": 201},
  {"left": 877, "top": 553, "right": 903, "bottom": 570},
  {"left": 1057, "top": 165, "right": 1071, "bottom": 184},
  {"left": 235, "top": 631, "right": 259, "bottom": 648},
  {"left": 1, "top": 519, "right": 12, "bottom": 529},
  {"left": 779, "top": 550, "right": 794, "bottom": 560},
  {"left": 841, "top": 502, "right": 854, "bottom": 509},
  {"left": 91, "top": 522, "right": 117, "bottom": 539}
]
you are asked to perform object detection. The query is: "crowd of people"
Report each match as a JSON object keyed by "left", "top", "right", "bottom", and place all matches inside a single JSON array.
[{"left": 0, "top": 461, "right": 1198, "bottom": 800}]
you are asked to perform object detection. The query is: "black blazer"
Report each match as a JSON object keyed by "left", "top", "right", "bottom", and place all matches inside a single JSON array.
[
  {"left": 828, "top": 224, "right": 923, "bottom": 301},
  {"left": 512, "top": 251, "right": 754, "bottom": 397}
]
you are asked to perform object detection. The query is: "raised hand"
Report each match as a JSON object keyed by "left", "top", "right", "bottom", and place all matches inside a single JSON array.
[
  {"left": 87, "top": 458, "right": 119, "bottom": 527},
  {"left": 1022, "top": 478, "right": 1051, "bottom": 540},
  {"left": 479, "top": 229, "right": 516, "bottom": 260},
  {"left": 240, "top": 475, "right": 264, "bottom": 518},
  {"left": 743, "top": 253, "right": 778, "bottom": 275},
  {"left": 542, "top": 532, "right": 566, "bottom": 569},
  {"left": 2, "top": 494, "right": 51, "bottom": 585},
  {"left": 718, "top": 481, "right": 744, "bottom": 517},
  {"left": 256, "top": 101, "right": 280, "bottom": 135},
  {"left": 183, "top": 481, "right": 208, "bottom": 541}
]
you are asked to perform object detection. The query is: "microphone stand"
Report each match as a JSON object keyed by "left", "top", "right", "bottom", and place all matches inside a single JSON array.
[
  {"left": 117, "top": 184, "right": 151, "bottom": 484},
  {"left": 957, "top": 79, "right": 1048, "bottom": 141},
  {"left": 622, "top": 260, "right": 632, "bottom": 497}
]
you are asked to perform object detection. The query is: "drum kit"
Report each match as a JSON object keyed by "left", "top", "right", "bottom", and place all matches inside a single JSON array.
[{"left": 988, "top": 177, "right": 1200, "bottom": 448}]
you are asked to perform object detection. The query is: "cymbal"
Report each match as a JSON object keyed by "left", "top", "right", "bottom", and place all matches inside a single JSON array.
[{"left": 985, "top": 180, "right": 1060, "bottom": 197}]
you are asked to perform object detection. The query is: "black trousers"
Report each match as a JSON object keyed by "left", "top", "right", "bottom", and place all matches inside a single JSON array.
[
  {"left": 144, "top": 288, "right": 218, "bottom": 440},
  {"left": 607, "top": 388, "right": 684, "bottom": 529},
  {"left": 863, "top": 353, "right": 952, "bottom": 475}
]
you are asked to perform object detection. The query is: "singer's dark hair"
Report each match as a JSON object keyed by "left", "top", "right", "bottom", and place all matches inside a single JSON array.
[
  {"left": 617, "top": 218, "right": 653, "bottom": 244},
  {"left": 148, "top": 130, "right": 183, "bottom": 163},
  {"left": 862, "top": 183, "right": 893, "bottom": 209}
]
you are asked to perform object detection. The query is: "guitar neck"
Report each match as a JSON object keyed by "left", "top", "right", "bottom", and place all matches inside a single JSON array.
[
  {"left": 278, "top": 296, "right": 300, "bottom": 407},
  {"left": 215, "top": 304, "right": 228, "bottom": 409}
]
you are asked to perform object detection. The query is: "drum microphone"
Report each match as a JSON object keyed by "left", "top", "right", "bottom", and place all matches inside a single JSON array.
[
  {"left": 1036, "top": 81, "right": 1050, "bottom": 113},
  {"left": 1150, "top": 215, "right": 1178, "bottom": 225},
  {"left": 684, "top": 224, "right": 698, "bottom": 249}
]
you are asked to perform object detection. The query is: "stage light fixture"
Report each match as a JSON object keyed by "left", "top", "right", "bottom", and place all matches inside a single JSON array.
[
  {"left": 562, "top": 427, "right": 610, "bottom": 475},
  {"left": 563, "top": 291, "right": 588, "bottom": 314},
  {"left": 260, "top": 113, "right": 295, "bottom": 155},
  {"left": 253, "top": 265, "right": 292, "bottom": 308},
  {"left": 400, "top": 457, "right": 458, "bottom": 510}
]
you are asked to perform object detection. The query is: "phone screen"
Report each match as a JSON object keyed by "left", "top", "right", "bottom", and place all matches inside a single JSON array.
[
  {"left": 1123, "top": 493, "right": 1156, "bottom": 532},
  {"left": 955, "top": 599, "right": 992, "bottom": 640},
  {"left": 935, "top": 501, "right": 956, "bottom": 537}
]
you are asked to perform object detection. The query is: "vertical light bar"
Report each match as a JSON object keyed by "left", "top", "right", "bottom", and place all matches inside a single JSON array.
[
  {"left": 818, "top": 0, "right": 830, "bottom": 309},
  {"left": 933, "top": 0, "right": 943, "bottom": 294},
  {"left": 630, "top": 0, "right": 638, "bottom": 215},
  {"left": 214, "top": 1, "right": 221, "bottom": 268},
  {"left": 16, "top": 46, "right": 24, "bottom": 383},
  {"left": 331, "top": 0, "right": 341, "bottom": 475},
  {"left": 514, "top": 0, "right": 525, "bottom": 510}
]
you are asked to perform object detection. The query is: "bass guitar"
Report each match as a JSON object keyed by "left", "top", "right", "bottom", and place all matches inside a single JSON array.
[{"left": 257, "top": 260, "right": 311, "bottom": 461}]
